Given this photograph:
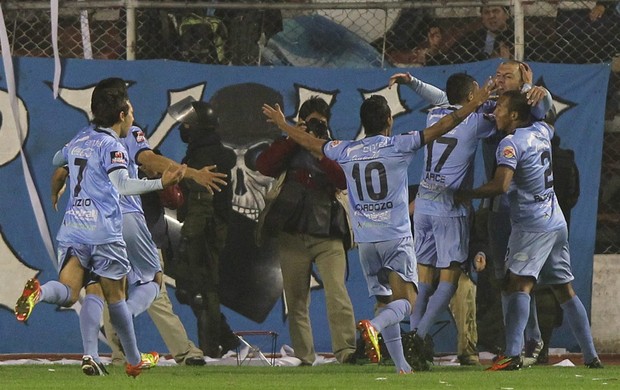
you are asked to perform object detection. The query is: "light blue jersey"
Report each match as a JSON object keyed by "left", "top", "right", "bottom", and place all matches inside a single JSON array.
[
  {"left": 119, "top": 126, "right": 151, "bottom": 214},
  {"left": 56, "top": 127, "right": 128, "bottom": 245},
  {"left": 496, "top": 121, "right": 566, "bottom": 232},
  {"left": 416, "top": 106, "right": 495, "bottom": 216},
  {"left": 323, "top": 133, "right": 423, "bottom": 243}
]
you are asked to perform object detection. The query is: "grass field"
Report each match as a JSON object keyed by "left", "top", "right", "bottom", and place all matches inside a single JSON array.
[{"left": 0, "top": 363, "right": 618, "bottom": 389}]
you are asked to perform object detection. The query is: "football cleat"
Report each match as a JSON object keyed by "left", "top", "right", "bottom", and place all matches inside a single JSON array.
[
  {"left": 402, "top": 331, "right": 431, "bottom": 371},
  {"left": 522, "top": 339, "right": 543, "bottom": 367},
  {"left": 125, "top": 361, "right": 143, "bottom": 378},
  {"left": 398, "top": 368, "right": 414, "bottom": 375},
  {"left": 139, "top": 351, "right": 160, "bottom": 369},
  {"left": 486, "top": 355, "right": 522, "bottom": 371},
  {"left": 357, "top": 320, "right": 381, "bottom": 363},
  {"left": 81, "top": 355, "right": 108, "bottom": 376},
  {"left": 585, "top": 357, "right": 604, "bottom": 369},
  {"left": 15, "top": 278, "right": 41, "bottom": 323}
]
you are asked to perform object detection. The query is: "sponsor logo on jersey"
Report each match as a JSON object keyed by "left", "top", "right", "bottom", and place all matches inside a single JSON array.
[
  {"left": 133, "top": 129, "right": 146, "bottom": 143},
  {"left": 110, "top": 151, "right": 127, "bottom": 165},
  {"left": 502, "top": 146, "right": 515, "bottom": 159}
]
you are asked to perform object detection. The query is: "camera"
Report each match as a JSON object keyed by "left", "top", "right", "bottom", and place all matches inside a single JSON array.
[{"left": 305, "top": 118, "right": 329, "bottom": 139}]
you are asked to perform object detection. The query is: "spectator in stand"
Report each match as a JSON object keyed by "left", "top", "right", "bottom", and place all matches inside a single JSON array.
[
  {"left": 449, "top": 6, "right": 513, "bottom": 63},
  {"left": 555, "top": 0, "right": 620, "bottom": 63},
  {"left": 589, "top": 1, "right": 620, "bottom": 21},
  {"left": 387, "top": 19, "right": 450, "bottom": 67}
]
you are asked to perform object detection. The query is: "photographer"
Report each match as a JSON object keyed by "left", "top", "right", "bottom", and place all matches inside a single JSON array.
[
  {"left": 169, "top": 98, "right": 238, "bottom": 358},
  {"left": 255, "top": 96, "right": 357, "bottom": 365}
]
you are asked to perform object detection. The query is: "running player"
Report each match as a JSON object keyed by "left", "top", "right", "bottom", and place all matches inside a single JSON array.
[{"left": 15, "top": 78, "right": 186, "bottom": 377}]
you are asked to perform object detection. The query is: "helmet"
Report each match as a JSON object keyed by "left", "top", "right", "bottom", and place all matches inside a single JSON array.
[
  {"left": 191, "top": 101, "right": 219, "bottom": 129},
  {"left": 168, "top": 96, "right": 219, "bottom": 129}
]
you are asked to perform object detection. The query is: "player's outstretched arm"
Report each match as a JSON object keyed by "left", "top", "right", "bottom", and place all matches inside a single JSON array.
[
  {"left": 422, "top": 80, "right": 493, "bottom": 143},
  {"left": 262, "top": 103, "right": 327, "bottom": 157},
  {"left": 109, "top": 164, "right": 185, "bottom": 196},
  {"left": 388, "top": 72, "right": 448, "bottom": 106},
  {"left": 138, "top": 150, "right": 227, "bottom": 194},
  {"left": 160, "top": 164, "right": 187, "bottom": 188}
]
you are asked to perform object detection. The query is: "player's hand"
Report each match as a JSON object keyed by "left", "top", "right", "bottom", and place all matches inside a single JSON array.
[
  {"left": 525, "top": 86, "right": 547, "bottom": 106},
  {"left": 262, "top": 103, "right": 287, "bottom": 129},
  {"left": 453, "top": 189, "right": 470, "bottom": 206},
  {"left": 519, "top": 62, "right": 533, "bottom": 85},
  {"left": 161, "top": 164, "right": 187, "bottom": 188},
  {"left": 474, "top": 252, "right": 487, "bottom": 272},
  {"left": 388, "top": 73, "right": 413, "bottom": 89},
  {"left": 472, "top": 78, "right": 495, "bottom": 106},
  {"left": 192, "top": 165, "right": 227, "bottom": 194},
  {"left": 51, "top": 184, "right": 65, "bottom": 211},
  {"left": 388, "top": 72, "right": 413, "bottom": 89}
]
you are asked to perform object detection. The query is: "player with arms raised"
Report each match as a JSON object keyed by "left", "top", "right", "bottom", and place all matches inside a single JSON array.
[{"left": 262, "top": 81, "right": 492, "bottom": 373}]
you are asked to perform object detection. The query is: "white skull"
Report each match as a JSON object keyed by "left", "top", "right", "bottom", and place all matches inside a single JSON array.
[{"left": 223, "top": 141, "right": 274, "bottom": 221}]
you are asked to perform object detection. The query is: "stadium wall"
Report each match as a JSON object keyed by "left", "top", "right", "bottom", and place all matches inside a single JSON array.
[{"left": 0, "top": 58, "right": 609, "bottom": 354}]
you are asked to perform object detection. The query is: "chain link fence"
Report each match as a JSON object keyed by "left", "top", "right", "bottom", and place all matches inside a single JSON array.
[{"left": 3, "top": 0, "right": 620, "bottom": 252}]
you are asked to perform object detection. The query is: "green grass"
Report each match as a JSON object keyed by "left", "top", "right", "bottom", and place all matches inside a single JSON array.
[{"left": 0, "top": 364, "right": 618, "bottom": 389}]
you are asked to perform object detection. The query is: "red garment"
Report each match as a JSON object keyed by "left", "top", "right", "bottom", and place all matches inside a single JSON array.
[{"left": 256, "top": 137, "right": 346, "bottom": 190}]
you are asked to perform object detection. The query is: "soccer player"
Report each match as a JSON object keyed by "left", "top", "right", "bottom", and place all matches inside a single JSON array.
[
  {"left": 390, "top": 61, "right": 552, "bottom": 364},
  {"left": 401, "top": 73, "right": 496, "bottom": 370},
  {"left": 15, "top": 78, "right": 186, "bottom": 377},
  {"left": 51, "top": 121, "right": 227, "bottom": 371},
  {"left": 456, "top": 90, "right": 602, "bottom": 370},
  {"left": 262, "top": 83, "right": 492, "bottom": 374}
]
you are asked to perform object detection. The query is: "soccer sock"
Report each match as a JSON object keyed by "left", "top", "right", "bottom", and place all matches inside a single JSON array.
[
  {"left": 381, "top": 321, "right": 411, "bottom": 373},
  {"left": 80, "top": 294, "right": 104, "bottom": 362},
  {"left": 126, "top": 281, "right": 160, "bottom": 317},
  {"left": 561, "top": 296, "right": 598, "bottom": 363},
  {"left": 409, "top": 281, "right": 432, "bottom": 331},
  {"left": 40, "top": 281, "right": 72, "bottom": 306},
  {"left": 416, "top": 281, "right": 457, "bottom": 338},
  {"left": 108, "top": 300, "right": 141, "bottom": 366},
  {"left": 370, "top": 299, "right": 411, "bottom": 332},
  {"left": 504, "top": 292, "right": 530, "bottom": 357},
  {"left": 524, "top": 294, "right": 542, "bottom": 343}
]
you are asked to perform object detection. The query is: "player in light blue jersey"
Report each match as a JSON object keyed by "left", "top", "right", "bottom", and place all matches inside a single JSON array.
[
  {"left": 398, "top": 73, "right": 496, "bottom": 369},
  {"left": 456, "top": 91, "right": 602, "bottom": 370},
  {"left": 15, "top": 78, "right": 186, "bottom": 378},
  {"left": 390, "top": 61, "right": 553, "bottom": 363},
  {"left": 50, "top": 122, "right": 227, "bottom": 371},
  {"left": 262, "top": 84, "right": 491, "bottom": 373}
]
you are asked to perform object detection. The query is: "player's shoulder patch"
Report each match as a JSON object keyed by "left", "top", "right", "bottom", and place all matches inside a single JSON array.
[
  {"left": 502, "top": 145, "right": 516, "bottom": 159},
  {"left": 132, "top": 129, "right": 146, "bottom": 143},
  {"left": 328, "top": 140, "right": 341, "bottom": 148},
  {"left": 110, "top": 150, "right": 128, "bottom": 165}
]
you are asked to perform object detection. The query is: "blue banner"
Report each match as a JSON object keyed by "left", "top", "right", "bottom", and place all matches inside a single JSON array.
[{"left": 0, "top": 57, "right": 609, "bottom": 354}]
